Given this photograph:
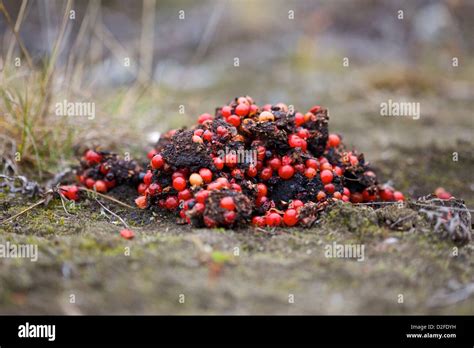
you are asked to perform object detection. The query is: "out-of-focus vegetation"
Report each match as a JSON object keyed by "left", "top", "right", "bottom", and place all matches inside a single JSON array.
[{"left": 1, "top": 0, "right": 473, "bottom": 179}]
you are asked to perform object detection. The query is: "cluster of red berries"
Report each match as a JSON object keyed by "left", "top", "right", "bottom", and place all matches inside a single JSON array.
[
  {"left": 76, "top": 149, "right": 142, "bottom": 193},
  {"left": 134, "top": 96, "right": 406, "bottom": 228}
]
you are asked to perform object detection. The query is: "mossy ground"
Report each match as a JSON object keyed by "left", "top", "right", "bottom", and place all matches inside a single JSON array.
[{"left": 1, "top": 144, "right": 472, "bottom": 314}]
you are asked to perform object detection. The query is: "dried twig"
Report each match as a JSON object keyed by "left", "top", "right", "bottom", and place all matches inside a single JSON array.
[
  {"left": 0, "top": 197, "right": 46, "bottom": 224},
  {"left": 94, "top": 198, "right": 129, "bottom": 229}
]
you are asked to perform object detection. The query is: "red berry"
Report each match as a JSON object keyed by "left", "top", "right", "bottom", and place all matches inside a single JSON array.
[
  {"left": 231, "top": 168, "right": 243, "bottom": 179},
  {"left": 255, "top": 195, "right": 268, "bottom": 207},
  {"left": 295, "top": 164, "right": 305, "bottom": 173},
  {"left": 194, "top": 129, "right": 204, "bottom": 137},
  {"left": 231, "top": 184, "right": 242, "bottom": 192},
  {"left": 199, "top": 168, "right": 213, "bottom": 183},
  {"left": 362, "top": 189, "right": 376, "bottom": 202},
  {"left": 172, "top": 171, "right": 185, "bottom": 180},
  {"left": 198, "top": 113, "right": 213, "bottom": 124},
  {"left": 297, "top": 128, "right": 310, "bottom": 139},
  {"left": 85, "top": 178, "right": 95, "bottom": 189},
  {"left": 85, "top": 150, "right": 102, "bottom": 164},
  {"left": 333, "top": 192, "right": 342, "bottom": 200},
  {"left": 203, "top": 130, "right": 213, "bottom": 142},
  {"left": 204, "top": 216, "right": 217, "bottom": 228},
  {"left": 216, "top": 177, "right": 230, "bottom": 188},
  {"left": 288, "top": 134, "right": 301, "bottom": 148},
  {"left": 342, "top": 195, "right": 350, "bottom": 202},
  {"left": 393, "top": 191, "right": 405, "bottom": 201},
  {"left": 320, "top": 162, "right": 332, "bottom": 171},
  {"left": 306, "top": 158, "right": 319, "bottom": 170},
  {"left": 227, "top": 115, "right": 241, "bottom": 127},
  {"left": 94, "top": 180, "right": 107, "bottom": 193},
  {"left": 143, "top": 171, "right": 153, "bottom": 185},
  {"left": 220, "top": 197, "right": 235, "bottom": 211},
  {"left": 304, "top": 167, "right": 317, "bottom": 179},
  {"left": 246, "top": 165, "right": 257, "bottom": 177},
  {"left": 268, "top": 157, "right": 282, "bottom": 170},
  {"left": 213, "top": 157, "right": 224, "bottom": 170},
  {"left": 349, "top": 155, "right": 359, "bottom": 166},
  {"left": 60, "top": 185, "right": 79, "bottom": 201},
  {"left": 138, "top": 183, "right": 148, "bottom": 195},
  {"left": 235, "top": 103, "right": 249, "bottom": 117},
  {"left": 225, "top": 153, "right": 237, "bottom": 168},
  {"left": 278, "top": 165, "right": 294, "bottom": 180},
  {"left": 310, "top": 105, "right": 321, "bottom": 113},
  {"left": 252, "top": 216, "right": 266, "bottom": 227},
  {"left": 99, "top": 163, "right": 110, "bottom": 175},
  {"left": 165, "top": 196, "right": 179, "bottom": 210},
  {"left": 289, "top": 200, "right": 304, "bottom": 210},
  {"left": 343, "top": 187, "right": 351, "bottom": 197},
  {"left": 334, "top": 166, "right": 343, "bottom": 176},
  {"left": 260, "top": 167, "right": 273, "bottom": 180},
  {"left": 147, "top": 149, "right": 158, "bottom": 159},
  {"left": 282, "top": 155, "right": 292, "bottom": 166},
  {"left": 178, "top": 189, "right": 193, "bottom": 201},
  {"left": 147, "top": 183, "right": 161, "bottom": 196},
  {"left": 249, "top": 104, "right": 258, "bottom": 116},
  {"left": 437, "top": 191, "right": 452, "bottom": 200},
  {"left": 135, "top": 195, "right": 147, "bottom": 209},
  {"left": 283, "top": 209, "right": 298, "bottom": 226},
  {"left": 105, "top": 179, "right": 116, "bottom": 189},
  {"left": 105, "top": 179, "right": 116, "bottom": 190},
  {"left": 324, "top": 183, "right": 335, "bottom": 194},
  {"left": 195, "top": 190, "right": 210, "bottom": 203},
  {"left": 120, "top": 229, "right": 135, "bottom": 240},
  {"left": 257, "top": 183, "right": 268, "bottom": 198},
  {"left": 350, "top": 192, "right": 363, "bottom": 203},
  {"left": 173, "top": 177, "right": 187, "bottom": 191},
  {"left": 265, "top": 213, "right": 281, "bottom": 227},
  {"left": 328, "top": 134, "right": 341, "bottom": 147},
  {"left": 221, "top": 105, "right": 232, "bottom": 118},
  {"left": 317, "top": 191, "right": 326, "bottom": 201},
  {"left": 192, "top": 135, "right": 203, "bottom": 143},
  {"left": 294, "top": 112, "right": 305, "bottom": 126},
  {"left": 224, "top": 211, "right": 236, "bottom": 224},
  {"left": 379, "top": 188, "right": 393, "bottom": 202},
  {"left": 320, "top": 170, "right": 333, "bottom": 185},
  {"left": 238, "top": 96, "right": 250, "bottom": 105},
  {"left": 194, "top": 202, "right": 205, "bottom": 214},
  {"left": 151, "top": 154, "right": 164, "bottom": 169},
  {"left": 216, "top": 126, "right": 228, "bottom": 137}
]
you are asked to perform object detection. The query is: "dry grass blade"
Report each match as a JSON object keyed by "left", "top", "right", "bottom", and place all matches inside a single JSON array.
[
  {"left": 78, "top": 187, "right": 134, "bottom": 209},
  {"left": 0, "top": 197, "right": 46, "bottom": 224},
  {"left": 0, "top": 0, "right": 33, "bottom": 69}
]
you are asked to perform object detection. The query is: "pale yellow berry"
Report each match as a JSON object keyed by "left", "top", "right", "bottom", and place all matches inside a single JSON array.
[
  {"left": 189, "top": 173, "right": 204, "bottom": 187},
  {"left": 258, "top": 111, "right": 275, "bottom": 122}
]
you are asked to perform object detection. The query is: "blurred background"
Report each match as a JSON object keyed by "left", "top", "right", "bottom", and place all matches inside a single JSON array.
[{"left": 1, "top": 0, "right": 473, "bottom": 199}]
